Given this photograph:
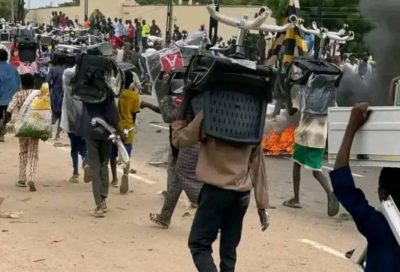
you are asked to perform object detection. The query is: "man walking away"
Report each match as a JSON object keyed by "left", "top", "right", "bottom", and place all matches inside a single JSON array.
[
  {"left": 0, "top": 49, "right": 20, "bottom": 142},
  {"left": 172, "top": 91, "right": 271, "bottom": 272},
  {"left": 78, "top": 89, "right": 120, "bottom": 218},
  {"left": 61, "top": 64, "right": 91, "bottom": 184},
  {"left": 46, "top": 54, "right": 67, "bottom": 140}
]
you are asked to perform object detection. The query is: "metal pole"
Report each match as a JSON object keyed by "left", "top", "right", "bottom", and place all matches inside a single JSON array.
[
  {"left": 208, "top": 0, "right": 219, "bottom": 45},
  {"left": 165, "top": 0, "right": 173, "bottom": 45},
  {"left": 234, "top": 16, "right": 247, "bottom": 58},
  {"left": 10, "top": 0, "right": 15, "bottom": 23},
  {"left": 318, "top": 0, "right": 323, "bottom": 27},
  {"left": 84, "top": 0, "right": 89, "bottom": 18},
  {"left": 18, "top": 0, "right": 24, "bottom": 23}
]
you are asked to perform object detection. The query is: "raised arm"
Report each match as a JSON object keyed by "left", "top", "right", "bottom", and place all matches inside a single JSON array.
[
  {"left": 330, "top": 104, "right": 385, "bottom": 239},
  {"left": 334, "top": 103, "right": 371, "bottom": 170}
]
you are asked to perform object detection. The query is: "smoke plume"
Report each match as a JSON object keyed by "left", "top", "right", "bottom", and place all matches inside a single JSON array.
[
  {"left": 337, "top": 72, "right": 370, "bottom": 106},
  {"left": 360, "top": 0, "right": 400, "bottom": 105},
  {"left": 338, "top": 0, "right": 400, "bottom": 106}
]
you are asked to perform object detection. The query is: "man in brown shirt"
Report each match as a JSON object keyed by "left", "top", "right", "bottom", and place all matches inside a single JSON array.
[{"left": 172, "top": 109, "right": 271, "bottom": 272}]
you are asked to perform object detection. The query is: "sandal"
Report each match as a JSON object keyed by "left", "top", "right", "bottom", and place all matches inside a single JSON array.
[
  {"left": 149, "top": 213, "right": 169, "bottom": 229},
  {"left": 28, "top": 182, "right": 37, "bottom": 192},
  {"left": 327, "top": 192, "right": 340, "bottom": 217},
  {"left": 16, "top": 181, "right": 27, "bottom": 188},
  {"left": 120, "top": 174, "right": 129, "bottom": 194},
  {"left": 283, "top": 198, "right": 302, "bottom": 209}
]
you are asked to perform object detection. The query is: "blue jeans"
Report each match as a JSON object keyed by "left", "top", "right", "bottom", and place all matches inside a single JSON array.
[
  {"left": 68, "top": 133, "right": 88, "bottom": 175},
  {"left": 112, "top": 144, "right": 133, "bottom": 158}
]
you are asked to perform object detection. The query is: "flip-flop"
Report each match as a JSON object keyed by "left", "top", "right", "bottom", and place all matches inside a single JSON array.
[
  {"left": 283, "top": 198, "right": 302, "bottom": 209},
  {"left": 28, "top": 182, "right": 37, "bottom": 192},
  {"left": 83, "top": 165, "right": 92, "bottom": 183},
  {"left": 120, "top": 174, "right": 129, "bottom": 194},
  {"left": 149, "top": 213, "right": 169, "bottom": 229},
  {"left": 16, "top": 181, "right": 27, "bottom": 188},
  {"left": 327, "top": 192, "right": 340, "bottom": 217}
]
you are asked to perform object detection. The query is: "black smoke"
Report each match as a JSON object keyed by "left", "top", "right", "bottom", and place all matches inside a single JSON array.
[
  {"left": 361, "top": 0, "right": 400, "bottom": 105},
  {"left": 338, "top": 0, "right": 400, "bottom": 106}
]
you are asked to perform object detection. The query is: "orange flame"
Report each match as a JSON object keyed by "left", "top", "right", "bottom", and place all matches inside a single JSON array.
[{"left": 262, "top": 126, "right": 296, "bottom": 156}]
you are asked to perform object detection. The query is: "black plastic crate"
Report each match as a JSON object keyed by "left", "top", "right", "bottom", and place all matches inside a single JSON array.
[
  {"left": 186, "top": 54, "right": 274, "bottom": 145},
  {"left": 17, "top": 38, "right": 37, "bottom": 63},
  {"left": 202, "top": 90, "right": 267, "bottom": 144}
]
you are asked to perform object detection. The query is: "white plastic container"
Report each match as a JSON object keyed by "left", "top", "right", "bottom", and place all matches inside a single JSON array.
[{"left": 328, "top": 106, "right": 400, "bottom": 167}]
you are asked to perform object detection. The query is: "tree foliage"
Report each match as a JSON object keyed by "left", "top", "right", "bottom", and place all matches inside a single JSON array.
[
  {"left": 139, "top": 0, "right": 372, "bottom": 53},
  {"left": 59, "top": 0, "right": 81, "bottom": 7},
  {"left": 0, "top": 0, "right": 16, "bottom": 20},
  {"left": 266, "top": 0, "right": 372, "bottom": 53}
]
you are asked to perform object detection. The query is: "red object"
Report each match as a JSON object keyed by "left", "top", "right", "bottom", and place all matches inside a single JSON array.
[
  {"left": 111, "top": 35, "right": 124, "bottom": 50},
  {"left": 160, "top": 48, "right": 184, "bottom": 73},
  {"left": 10, "top": 43, "right": 20, "bottom": 67},
  {"left": 128, "top": 25, "right": 136, "bottom": 40},
  {"left": 173, "top": 96, "right": 183, "bottom": 106}
]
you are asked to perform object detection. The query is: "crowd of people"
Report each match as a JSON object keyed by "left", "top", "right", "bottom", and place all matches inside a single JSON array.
[
  {"left": 0, "top": 9, "right": 399, "bottom": 272},
  {"left": 49, "top": 10, "right": 192, "bottom": 51}
]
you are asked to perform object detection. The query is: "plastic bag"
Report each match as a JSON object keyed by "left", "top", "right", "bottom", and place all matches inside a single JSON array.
[
  {"left": 14, "top": 90, "right": 52, "bottom": 141},
  {"left": 31, "top": 83, "right": 51, "bottom": 110}
]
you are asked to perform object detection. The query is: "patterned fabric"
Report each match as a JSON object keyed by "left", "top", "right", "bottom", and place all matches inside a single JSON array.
[
  {"left": 7, "top": 90, "right": 32, "bottom": 114},
  {"left": 267, "top": 0, "right": 308, "bottom": 66},
  {"left": 159, "top": 145, "right": 203, "bottom": 224},
  {"left": 159, "top": 95, "right": 180, "bottom": 124},
  {"left": 160, "top": 95, "right": 180, "bottom": 157},
  {"left": 18, "top": 137, "right": 39, "bottom": 182},
  {"left": 176, "top": 145, "right": 201, "bottom": 184},
  {"left": 160, "top": 95, "right": 203, "bottom": 223},
  {"left": 166, "top": 151, "right": 177, "bottom": 191}
]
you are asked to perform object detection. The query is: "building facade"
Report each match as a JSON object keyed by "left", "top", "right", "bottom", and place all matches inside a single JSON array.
[{"left": 26, "top": 0, "right": 275, "bottom": 39}]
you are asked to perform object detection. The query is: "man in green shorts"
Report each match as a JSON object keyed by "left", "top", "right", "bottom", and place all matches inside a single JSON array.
[{"left": 283, "top": 112, "right": 340, "bottom": 217}]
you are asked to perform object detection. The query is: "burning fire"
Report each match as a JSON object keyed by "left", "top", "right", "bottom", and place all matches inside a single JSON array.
[{"left": 262, "top": 126, "right": 296, "bottom": 156}]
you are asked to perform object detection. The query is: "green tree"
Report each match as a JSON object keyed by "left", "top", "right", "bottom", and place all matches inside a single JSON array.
[
  {"left": 266, "top": 0, "right": 372, "bottom": 53},
  {"left": 0, "top": 0, "right": 17, "bottom": 21},
  {"left": 59, "top": 0, "right": 80, "bottom": 7}
]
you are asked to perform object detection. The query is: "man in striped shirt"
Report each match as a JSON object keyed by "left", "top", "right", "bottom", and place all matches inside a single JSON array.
[
  {"left": 4, "top": 73, "right": 39, "bottom": 192},
  {"left": 150, "top": 94, "right": 203, "bottom": 228}
]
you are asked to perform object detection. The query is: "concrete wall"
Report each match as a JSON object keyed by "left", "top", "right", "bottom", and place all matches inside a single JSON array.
[{"left": 26, "top": 0, "right": 275, "bottom": 39}]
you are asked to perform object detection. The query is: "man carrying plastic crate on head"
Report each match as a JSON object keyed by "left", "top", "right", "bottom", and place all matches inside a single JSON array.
[
  {"left": 73, "top": 54, "right": 124, "bottom": 218},
  {"left": 172, "top": 84, "right": 271, "bottom": 272},
  {"left": 330, "top": 103, "right": 400, "bottom": 272},
  {"left": 283, "top": 58, "right": 341, "bottom": 217}
]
